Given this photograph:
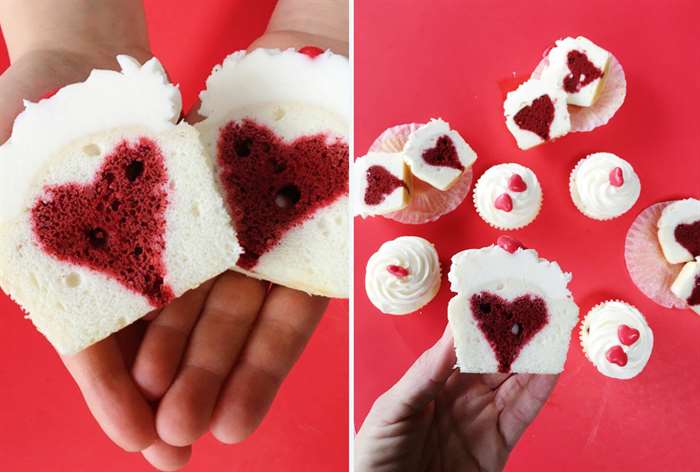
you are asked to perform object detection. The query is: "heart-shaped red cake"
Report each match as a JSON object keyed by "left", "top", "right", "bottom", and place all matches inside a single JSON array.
[
  {"left": 513, "top": 95, "right": 554, "bottom": 141},
  {"left": 31, "top": 138, "right": 174, "bottom": 307},
  {"left": 674, "top": 221, "right": 700, "bottom": 259},
  {"left": 470, "top": 291, "right": 548, "bottom": 372},
  {"left": 563, "top": 50, "right": 603, "bottom": 93},
  {"left": 364, "top": 165, "right": 406, "bottom": 206},
  {"left": 421, "top": 135, "right": 464, "bottom": 171},
  {"left": 217, "top": 119, "right": 348, "bottom": 270}
]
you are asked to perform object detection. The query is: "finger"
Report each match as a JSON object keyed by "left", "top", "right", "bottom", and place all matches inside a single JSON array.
[
  {"left": 210, "top": 286, "right": 329, "bottom": 444},
  {"left": 141, "top": 440, "right": 192, "bottom": 471},
  {"left": 62, "top": 337, "right": 157, "bottom": 452},
  {"left": 369, "top": 325, "right": 456, "bottom": 423},
  {"left": 496, "top": 374, "right": 559, "bottom": 448},
  {"left": 156, "top": 272, "right": 267, "bottom": 446},
  {"left": 132, "top": 281, "right": 214, "bottom": 400}
]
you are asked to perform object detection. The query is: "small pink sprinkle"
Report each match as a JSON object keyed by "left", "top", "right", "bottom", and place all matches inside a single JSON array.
[
  {"left": 497, "top": 235, "right": 524, "bottom": 253},
  {"left": 609, "top": 167, "right": 624, "bottom": 187},
  {"left": 387, "top": 265, "right": 409, "bottom": 277},
  {"left": 299, "top": 46, "right": 324, "bottom": 58},
  {"left": 494, "top": 193, "right": 513, "bottom": 212},
  {"left": 605, "top": 345, "right": 628, "bottom": 366},
  {"left": 508, "top": 174, "right": 527, "bottom": 192}
]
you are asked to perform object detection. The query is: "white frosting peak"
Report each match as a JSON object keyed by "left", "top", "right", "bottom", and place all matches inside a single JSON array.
[
  {"left": 365, "top": 236, "right": 441, "bottom": 315},
  {"left": 580, "top": 301, "right": 653, "bottom": 379},
  {"left": 0, "top": 55, "right": 181, "bottom": 223},
  {"left": 198, "top": 48, "right": 350, "bottom": 126},
  {"left": 570, "top": 152, "right": 641, "bottom": 220}
]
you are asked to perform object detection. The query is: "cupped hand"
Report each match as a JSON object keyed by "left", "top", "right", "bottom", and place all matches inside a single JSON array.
[
  {"left": 1, "top": 47, "right": 330, "bottom": 471},
  {"left": 355, "top": 327, "right": 559, "bottom": 472}
]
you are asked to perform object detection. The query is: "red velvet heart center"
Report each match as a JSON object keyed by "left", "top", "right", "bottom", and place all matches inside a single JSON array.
[
  {"left": 31, "top": 138, "right": 174, "bottom": 307},
  {"left": 687, "top": 275, "right": 700, "bottom": 306},
  {"left": 563, "top": 50, "right": 603, "bottom": 93},
  {"left": 674, "top": 221, "right": 700, "bottom": 260},
  {"left": 364, "top": 165, "right": 406, "bottom": 206},
  {"left": 513, "top": 95, "right": 554, "bottom": 141},
  {"left": 217, "top": 119, "right": 348, "bottom": 270},
  {"left": 617, "top": 324, "right": 640, "bottom": 346},
  {"left": 470, "top": 292, "right": 548, "bottom": 373},
  {"left": 421, "top": 135, "right": 464, "bottom": 171}
]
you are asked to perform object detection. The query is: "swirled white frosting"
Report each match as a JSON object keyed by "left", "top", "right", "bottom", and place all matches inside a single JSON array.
[
  {"left": 580, "top": 301, "right": 653, "bottom": 379},
  {"left": 365, "top": 236, "right": 441, "bottom": 315},
  {"left": 570, "top": 153, "right": 640, "bottom": 220},
  {"left": 474, "top": 163, "right": 542, "bottom": 230}
]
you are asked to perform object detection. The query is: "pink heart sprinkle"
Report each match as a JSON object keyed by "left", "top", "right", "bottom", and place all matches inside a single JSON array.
[
  {"left": 508, "top": 174, "right": 527, "bottom": 192},
  {"left": 618, "top": 324, "right": 640, "bottom": 346},
  {"left": 496, "top": 235, "right": 524, "bottom": 253},
  {"left": 495, "top": 193, "right": 513, "bottom": 212},
  {"left": 387, "top": 265, "right": 409, "bottom": 277},
  {"left": 609, "top": 167, "right": 624, "bottom": 187},
  {"left": 605, "top": 345, "right": 628, "bottom": 366},
  {"left": 299, "top": 46, "right": 324, "bottom": 58}
]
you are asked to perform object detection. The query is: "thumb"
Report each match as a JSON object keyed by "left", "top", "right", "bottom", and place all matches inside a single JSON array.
[{"left": 370, "top": 325, "right": 457, "bottom": 422}]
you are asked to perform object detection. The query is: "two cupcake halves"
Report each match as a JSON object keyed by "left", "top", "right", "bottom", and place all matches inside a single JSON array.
[{"left": 0, "top": 48, "right": 351, "bottom": 354}]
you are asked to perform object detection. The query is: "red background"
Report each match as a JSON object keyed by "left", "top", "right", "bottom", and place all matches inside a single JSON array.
[
  {"left": 0, "top": 1, "right": 347, "bottom": 470},
  {"left": 355, "top": 1, "right": 700, "bottom": 470}
]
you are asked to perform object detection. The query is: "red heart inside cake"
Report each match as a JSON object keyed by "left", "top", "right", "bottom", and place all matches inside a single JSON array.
[
  {"left": 674, "top": 221, "right": 700, "bottom": 259},
  {"left": 421, "top": 135, "right": 464, "bottom": 171},
  {"left": 513, "top": 95, "right": 554, "bottom": 141},
  {"left": 31, "top": 138, "right": 174, "bottom": 307},
  {"left": 217, "top": 119, "right": 348, "bottom": 270},
  {"left": 470, "top": 291, "right": 548, "bottom": 372},
  {"left": 364, "top": 165, "right": 406, "bottom": 206},
  {"left": 563, "top": 50, "right": 603, "bottom": 93}
]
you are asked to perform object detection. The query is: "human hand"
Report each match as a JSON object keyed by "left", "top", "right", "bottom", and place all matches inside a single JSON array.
[{"left": 355, "top": 327, "right": 559, "bottom": 472}]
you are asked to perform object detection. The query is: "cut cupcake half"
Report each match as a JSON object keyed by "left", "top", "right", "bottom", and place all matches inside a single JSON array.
[
  {"left": 0, "top": 56, "right": 240, "bottom": 354},
  {"left": 353, "top": 152, "right": 411, "bottom": 218},
  {"left": 196, "top": 48, "right": 350, "bottom": 298},
  {"left": 448, "top": 241, "right": 579, "bottom": 373}
]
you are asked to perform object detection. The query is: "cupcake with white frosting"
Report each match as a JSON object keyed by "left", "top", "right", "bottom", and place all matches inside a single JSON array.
[
  {"left": 365, "top": 236, "right": 441, "bottom": 315},
  {"left": 473, "top": 163, "right": 542, "bottom": 230},
  {"left": 570, "top": 152, "right": 640, "bottom": 221},
  {"left": 580, "top": 300, "right": 653, "bottom": 380}
]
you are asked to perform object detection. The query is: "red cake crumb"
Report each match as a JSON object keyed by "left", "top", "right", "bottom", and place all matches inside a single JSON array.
[
  {"left": 421, "top": 135, "right": 464, "bottom": 171},
  {"left": 217, "top": 119, "right": 348, "bottom": 270},
  {"left": 563, "top": 50, "right": 603, "bottom": 93},
  {"left": 364, "top": 165, "right": 406, "bottom": 206},
  {"left": 470, "top": 291, "right": 548, "bottom": 372},
  {"left": 513, "top": 95, "right": 554, "bottom": 141},
  {"left": 31, "top": 138, "right": 174, "bottom": 307},
  {"left": 674, "top": 221, "right": 700, "bottom": 259}
]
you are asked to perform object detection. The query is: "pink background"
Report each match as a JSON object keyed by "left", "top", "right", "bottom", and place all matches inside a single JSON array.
[
  {"left": 355, "top": 1, "right": 700, "bottom": 471},
  {"left": 0, "top": 1, "right": 347, "bottom": 470}
]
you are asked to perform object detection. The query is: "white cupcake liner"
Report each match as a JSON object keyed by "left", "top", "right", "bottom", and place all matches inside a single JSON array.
[{"left": 370, "top": 123, "right": 473, "bottom": 224}]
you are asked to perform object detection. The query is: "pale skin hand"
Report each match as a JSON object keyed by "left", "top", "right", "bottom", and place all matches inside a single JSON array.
[
  {"left": 0, "top": 0, "right": 347, "bottom": 470},
  {"left": 355, "top": 327, "right": 559, "bottom": 472}
]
